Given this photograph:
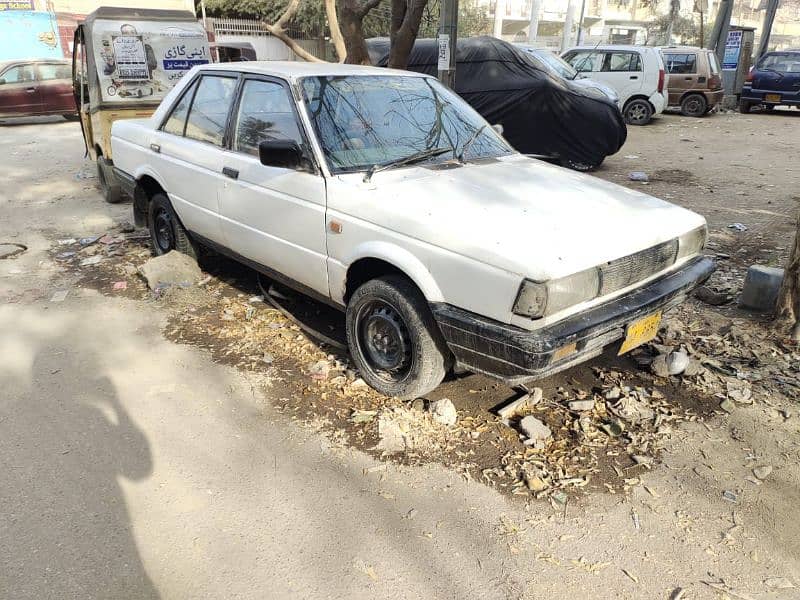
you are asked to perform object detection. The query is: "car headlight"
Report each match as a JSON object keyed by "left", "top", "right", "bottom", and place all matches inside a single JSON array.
[
  {"left": 677, "top": 225, "right": 707, "bottom": 259},
  {"left": 513, "top": 267, "right": 600, "bottom": 319}
]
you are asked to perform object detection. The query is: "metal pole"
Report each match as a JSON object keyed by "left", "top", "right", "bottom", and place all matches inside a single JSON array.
[
  {"left": 561, "top": 0, "right": 577, "bottom": 52},
  {"left": 493, "top": 0, "right": 505, "bottom": 38},
  {"left": 200, "top": 0, "right": 207, "bottom": 30},
  {"left": 576, "top": 0, "right": 587, "bottom": 45},
  {"left": 438, "top": 0, "right": 459, "bottom": 88},
  {"left": 527, "top": 0, "right": 543, "bottom": 44},
  {"left": 756, "top": 0, "right": 780, "bottom": 60},
  {"left": 715, "top": 0, "right": 733, "bottom": 66}
]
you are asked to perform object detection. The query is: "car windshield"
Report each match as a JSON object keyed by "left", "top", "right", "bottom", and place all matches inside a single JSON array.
[
  {"left": 531, "top": 50, "right": 578, "bottom": 79},
  {"left": 757, "top": 52, "right": 800, "bottom": 73},
  {"left": 300, "top": 75, "right": 513, "bottom": 174}
]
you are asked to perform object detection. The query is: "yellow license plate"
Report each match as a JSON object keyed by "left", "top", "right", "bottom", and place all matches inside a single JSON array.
[
  {"left": 765, "top": 93, "right": 781, "bottom": 103},
  {"left": 618, "top": 311, "right": 662, "bottom": 355}
]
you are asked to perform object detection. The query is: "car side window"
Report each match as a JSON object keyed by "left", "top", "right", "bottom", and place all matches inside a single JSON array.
[
  {"left": 565, "top": 51, "right": 597, "bottom": 72},
  {"left": 603, "top": 52, "right": 642, "bottom": 72},
  {"left": 163, "top": 78, "right": 199, "bottom": 136},
  {"left": 183, "top": 75, "right": 237, "bottom": 146},
  {"left": 664, "top": 53, "right": 696, "bottom": 74},
  {"left": 38, "top": 64, "right": 70, "bottom": 80},
  {"left": 1, "top": 64, "right": 35, "bottom": 83},
  {"left": 233, "top": 79, "right": 303, "bottom": 156}
]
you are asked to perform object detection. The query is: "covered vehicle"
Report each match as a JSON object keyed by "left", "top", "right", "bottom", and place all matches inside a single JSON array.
[{"left": 367, "top": 36, "right": 626, "bottom": 170}]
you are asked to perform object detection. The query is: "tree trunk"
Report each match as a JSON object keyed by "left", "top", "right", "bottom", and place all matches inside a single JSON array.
[
  {"left": 325, "top": 0, "right": 347, "bottom": 62},
  {"left": 338, "top": 0, "right": 383, "bottom": 65},
  {"left": 388, "top": 0, "right": 429, "bottom": 69},
  {"left": 776, "top": 208, "right": 800, "bottom": 340},
  {"left": 262, "top": 0, "right": 324, "bottom": 62}
]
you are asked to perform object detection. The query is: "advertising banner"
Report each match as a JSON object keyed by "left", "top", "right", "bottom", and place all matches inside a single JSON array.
[
  {"left": 722, "top": 29, "right": 743, "bottom": 70},
  {"left": 91, "top": 18, "right": 209, "bottom": 103}
]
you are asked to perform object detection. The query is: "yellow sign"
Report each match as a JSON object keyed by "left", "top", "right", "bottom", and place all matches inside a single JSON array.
[{"left": 618, "top": 311, "right": 662, "bottom": 355}]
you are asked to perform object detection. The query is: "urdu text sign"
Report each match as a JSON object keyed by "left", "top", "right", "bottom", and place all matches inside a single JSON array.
[{"left": 0, "top": 1, "right": 35, "bottom": 9}]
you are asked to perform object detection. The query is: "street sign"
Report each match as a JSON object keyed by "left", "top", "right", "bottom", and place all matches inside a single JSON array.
[
  {"left": 437, "top": 34, "right": 450, "bottom": 71},
  {"left": 722, "top": 29, "right": 742, "bottom": 69}
]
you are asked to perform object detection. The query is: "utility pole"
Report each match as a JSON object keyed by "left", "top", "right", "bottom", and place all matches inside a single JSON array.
[
  {"left": 756, "top": 0, "right": 780, "bottom": 60},
  {"left": 706, "top": 0, "right": 734, "bottom": 66},
  {"left": 576, "top": 0, "right": 587, "bottom": 45},
  {"left": 528, "top": 0, "right": 543, "bottom": 44},
  {"left": 493, "top": 0, "right": 505, "bottom": 38},
  {"left": 561, "top": 0, "right": 577, "bottom": 52},
  {"left": 438, "top": 0, "right": 459, "bottom": 88}
]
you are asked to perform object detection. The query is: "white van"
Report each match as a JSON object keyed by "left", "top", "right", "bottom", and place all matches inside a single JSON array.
[{"left": 561, "top": 45, "right": 668, "bottom": 125}]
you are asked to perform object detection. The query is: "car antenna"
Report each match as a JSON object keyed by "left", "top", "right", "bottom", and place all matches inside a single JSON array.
[{"left": 573, "top": 39, "right": 602, "bottom": 75}]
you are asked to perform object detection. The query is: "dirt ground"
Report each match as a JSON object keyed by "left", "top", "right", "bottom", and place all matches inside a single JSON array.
[{"left": 1, "top": 109, "right": 799, "bottom": 599}]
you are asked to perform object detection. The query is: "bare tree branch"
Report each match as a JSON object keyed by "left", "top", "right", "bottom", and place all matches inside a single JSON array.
[
  {"left": 324, "top": 0, "right": 347, "bottom": 62},
  {"left": 262, "top": 0, "right": 325, "bottom": 63}
]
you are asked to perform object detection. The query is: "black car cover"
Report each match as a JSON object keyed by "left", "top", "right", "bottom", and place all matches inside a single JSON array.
[{"left": 367, "top": 36, "right": 627, "bottom": 167}]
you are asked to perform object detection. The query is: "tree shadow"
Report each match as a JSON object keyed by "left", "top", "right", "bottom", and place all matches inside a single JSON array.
[{"left": 0, "top": 340, "right": 158, "bottom": 598}]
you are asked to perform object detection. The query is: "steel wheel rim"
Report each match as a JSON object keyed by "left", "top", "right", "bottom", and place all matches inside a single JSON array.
[
  {"left": 685, "top": 97, "right": 703, "bottom": 115},
  {"left": 154, "top": 209, "right": 174, "bottom": 253},
  {"left": 356, "top": 299, "right": 413, "bottom": 382}
]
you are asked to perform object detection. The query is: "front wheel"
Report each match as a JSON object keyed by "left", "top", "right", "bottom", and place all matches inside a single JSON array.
[
  {"left": 680, "top": 93, "right": 707, "bottom": 117},
  {"left": 346, "top": 275, "right": 450, "bottom": 400},
  {"left": 739, "top": 99, "right": 753, "bottom": 114},
  {"left": 96, "top": 157, "right": 122, "bottom": 204},
  {"left": 147, "top": 192, "right": 197, "bottom": 259},
  {"left": 623, "top": 99, "right": 653, "bottom": 125}
]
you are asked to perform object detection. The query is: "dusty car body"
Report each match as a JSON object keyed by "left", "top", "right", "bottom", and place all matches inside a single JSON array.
[
  {"left": 0, "top": 59, "right": 75, "bottom": 119},
  {"left": 740, "top": 50, "right": 800, "bottom": 113},
  {"left": 660, "top": 46, "right": 723, "bottom": 116},
  {"left": 111, "top": 62, "right": 714, "bottom": 399}
]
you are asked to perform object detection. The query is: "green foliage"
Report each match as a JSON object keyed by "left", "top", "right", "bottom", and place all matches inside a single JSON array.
[
  {"left": 201, "top": 0, "right": 326, "bottom": 35},
  {"left": 647, "top": 14, "right": 700, "bottom": 46},
  {"left": 361, "top": 0, "right": 490, "bottom": 39}
]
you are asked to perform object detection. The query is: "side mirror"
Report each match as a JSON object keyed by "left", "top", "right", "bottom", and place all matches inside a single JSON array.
[
  {"left": 492, "top": 123, "right": 504, "bottom": 136},
  {"left": 259, "top": 139, "right": 303, "bottom": 170}
]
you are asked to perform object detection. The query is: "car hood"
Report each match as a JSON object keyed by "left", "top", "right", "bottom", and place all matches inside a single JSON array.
[
  {"left": 329, "top": 154, "right": 706, "bottom": 281},
  {"left": 572, "top": 78, "right": 620, "bottom": 103}
]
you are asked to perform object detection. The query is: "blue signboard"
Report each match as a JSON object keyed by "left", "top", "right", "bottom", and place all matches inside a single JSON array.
[
  {"left": 0, "top": 10, "right": 63, "bottom": 60},
  {"left": 722, "top": 30, "right": 742, "bottom": 70}
]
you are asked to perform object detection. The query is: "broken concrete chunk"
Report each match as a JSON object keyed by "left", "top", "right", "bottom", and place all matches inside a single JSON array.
[
  {"left": 376, "top": 411, "right": 408, "bottom": 453},
  {"left": 651, "top": 354, "right": 671, "bottom": 378},
  {"left": 519, "top": 415, "right": 551, "bottom": 442},
  {"left": 753, "top": 465, "right": 772, "bottom": 480},
  {"left": 429, "top": 398, "right": 457, "bottom": 427},
  {"left": 719, "top": 399, "right": 735, "bottom": 413},
  {"left": 739, "top": 265, "right": 784, "bottom": 313},
  {"left": 138, "top": 251, "right": 202, "bottom": 291},
  {"left": 726, "top": 380, "right": 753, "bottom": 404},
  {"left": 682, "top": 358, "right": 703, "bottom": 377},
  {"left": 568, "top": 399, "right": 595, "bottom": 412},
  {"left": 308, "top": 360, "right": 331, "bottom": 381},
  {"left": 666, "top": 351, "right": 689, "bottom": 375},
  {"left": 608, "top": 397, "right": 654, "bottom": 424},
  {"left": 497, "top": 387, "right": 542, "bottom": 419}
]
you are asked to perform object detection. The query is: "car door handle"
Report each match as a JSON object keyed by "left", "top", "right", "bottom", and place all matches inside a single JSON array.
[
  {"left": 684, "top": 77, "right": 693, "bottom": 80},
  {"left": 222, "top": 167, "right": 239, "bottom": 180},
  {"left": 629, "top": 75, "right": 638, "bottom": 80},
  {"left": 25, "top": 87, "right": 36, "bottom": 93},
  {"left": 150, "top": 143, "right": 160, "bottom": 153}
]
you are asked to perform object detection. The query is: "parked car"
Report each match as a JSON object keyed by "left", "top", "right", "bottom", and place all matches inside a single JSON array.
[
  {"left": 660, "top": 46, "right": 723, "bottom": 116},
  {"left": 740, "top": 50, "right": 800, "bottom": 113},
  {"left": 0, "top": 59, "right": 76, "bottom": 120},
  {"left": 562, "top": 45, "right": 668, "bottom": 125},
  {"left": 368, "top": 36, "right": 627, "bottom": 171},
  {"left": 111, "top": 62, "right": 714, "bottom": 399},
  {"left": 515, "top": 44, "right": 620, "bottom": 105}
]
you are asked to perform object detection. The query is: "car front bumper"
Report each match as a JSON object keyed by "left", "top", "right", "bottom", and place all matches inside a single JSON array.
[{"left": 430, "top": 256, "right": 715, "bottom": 385}]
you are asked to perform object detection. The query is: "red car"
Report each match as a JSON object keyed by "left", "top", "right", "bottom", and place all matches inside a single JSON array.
[{"left": 0, "top": 59, "right": 77, "bottom": 120}]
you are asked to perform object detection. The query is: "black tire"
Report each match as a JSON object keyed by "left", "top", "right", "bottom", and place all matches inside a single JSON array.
[
  {"left": 763, "top": 104, "right": 774, "bottom": 111},
  {"left": 680, "top": 93, "right": 707, "bottom": 117},
  {"left": 346, "top": 275, "right": 450, "bottom": 400},
  {"left": 96, "top": 157, "right": 122, "bottom": 204},
  {"left": 147, "top": 192, "right": 197, "bottom": 259},
  {"left": 62, "top": 113, "right": 80, "bottom": 121},
  {"left": 739, "top": 99, "right": 753, "bottom": 114},
  {"left": 623, "top": 99, "right": 653, "bottom": 125}
]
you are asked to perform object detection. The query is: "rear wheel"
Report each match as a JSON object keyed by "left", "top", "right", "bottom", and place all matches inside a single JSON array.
[
  {"left": 763, "top": 104, "right": 774, "bottom": 111},
  {"left": 346, "top": 275, "right": 450, "bottom": 400},
  {"left": 680, "top": 93, "right": 707, "bottom": 117},
  {"left": 147, "top": 192, "right": 197, "bottom": 259},
  {"left": 623, "top": 99, "right": 653, "bottom": 125},
  {"left": 96, "top": 157, "right": 122, "bottom": 204},
  {"left": 739, "top": 99, "right": 753, "bottom": 114}
]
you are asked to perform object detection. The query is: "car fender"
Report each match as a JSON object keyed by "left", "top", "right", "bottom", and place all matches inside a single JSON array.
[{"left": 339, "top": 241, "right": 445, "bottom": 304}]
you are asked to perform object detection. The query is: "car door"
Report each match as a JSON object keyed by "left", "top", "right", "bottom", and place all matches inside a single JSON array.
[
  {"left": 598, "top": 51, "right": 644, "bottom": 103},
  {"left": 148, "top": 73, "right": 238, "bottom": 244},
  {"left": 663, "top": 52, "right": 697, "bottom": 104},
  {"left": 0, "top": 63, "right": 41, "bottom": 116},
  {"left": 217, "top": 76, "right": 328, "bottom": 297},
  {"left": 36, "top": 63, "right": 75, "bottom": 114}
]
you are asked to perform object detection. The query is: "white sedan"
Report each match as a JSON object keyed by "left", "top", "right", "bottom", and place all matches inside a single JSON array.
[{"left": 111, "top": 62, "right": 713, "bottom": 399}]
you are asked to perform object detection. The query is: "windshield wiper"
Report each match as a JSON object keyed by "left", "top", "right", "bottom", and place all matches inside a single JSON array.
[
  {"left": 457, "top": 124, "right": 488, "bottom": 163},
  {"left": 363, "top": 147, "right": 452, "bottom": 182}
]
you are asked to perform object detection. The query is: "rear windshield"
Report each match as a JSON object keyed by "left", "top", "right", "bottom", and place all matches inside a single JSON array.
[
  {"left": 708, "top": 52, "right": 720, "bottom": 74},
  {"left": 757, "top": 52, "right": 800, "bottom": 74}
]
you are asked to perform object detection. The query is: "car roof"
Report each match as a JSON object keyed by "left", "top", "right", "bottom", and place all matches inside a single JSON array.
[
  {"left": 196, "top": 61, "right": 425, "bottom": 82},
  {"left": 566, "top": 45, "right": 656, "bottom": 53},
  {"left": 0, "top": 58, "right": 70, "bottom": 68},
  {"left": 659, "top": 46, "right": 707, "bottom": 53}
]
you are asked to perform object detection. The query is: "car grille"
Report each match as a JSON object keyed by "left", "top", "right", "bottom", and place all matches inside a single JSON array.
[{"left": 598, "top": 239, "right": 678, "bottom": 295}]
